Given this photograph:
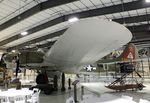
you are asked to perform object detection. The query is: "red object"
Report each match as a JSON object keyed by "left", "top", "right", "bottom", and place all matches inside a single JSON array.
[
  {"left": 105, "top": 84, "right": 145, "bottom": 90},
  {"left": 121, "top": 43, "right": 139, "bottom": 61}
]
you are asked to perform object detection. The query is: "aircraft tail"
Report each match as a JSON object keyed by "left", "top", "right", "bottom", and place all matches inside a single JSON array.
[
  {"left": 98, "top": 43, "right": 139, "bottom": 64},
  {"left": 119, "top": 43, "right": 139, "bottom": 61}
]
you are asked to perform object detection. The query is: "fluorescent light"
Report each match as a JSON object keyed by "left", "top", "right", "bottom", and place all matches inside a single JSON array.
[
  {"left": 68, "top": 17, "right": 79, "bottom": 23},
  {"left": 21, "top": 31, "right": 28, "bottom": 36},
  {"left": 12, "top": 50, "right": 16, "bottom": 53},
  {"left": 146, "top": 0, "right": 150, "bottom": 2}
]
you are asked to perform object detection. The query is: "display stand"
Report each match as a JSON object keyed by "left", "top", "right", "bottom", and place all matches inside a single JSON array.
[{"left": 72, "top": 80, "right": 79, "bottom": 103}]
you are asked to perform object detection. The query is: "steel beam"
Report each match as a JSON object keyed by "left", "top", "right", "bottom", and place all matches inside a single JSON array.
[
  {"left": 0, "top": 0, "right": 78, "bottom": 31},
  {"left": 131, "top": 31, "right": 150, "bottom": 43},
  {"left": 114, "top": 14, "right": 150, "bottom": 24},
  {"left": 131, "top": 38, "right": 150, "bottom": 44},
  {"left": 132, "top": 37, "right": 150, "bottom": 44},
  {"left": 132, "top": 37, "right": 150, "bottom": 43},
  {"left": 132, "top": 31, "right": 150, "bottom": 36},
  {"left": 0, "top": 17, "right": 65, "bottom": 46},
  {"left": 134, "top": 43, "right": 150, "bottom": 48},
  {"left": 7, "top": 29, "right": 66, "bottom": 51},
  {"left": 127, "top": 24, "right": 150, "bottom": 32}
]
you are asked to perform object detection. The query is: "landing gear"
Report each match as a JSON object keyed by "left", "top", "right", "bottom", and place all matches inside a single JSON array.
[
  {"left": 32, "top": 72, "right": 54, "bottom": 95},
  {"left": 61, "top": 72, "right": 66, "bottom": 91},
  {"left": 138, "top": 83, "right": 144, "bottom": 90},
  {"left": 53, "top": 75, "right": 58, "bottom": 91},
  {"left": 30, "top": 84, "right": 53, "bottom": 95}
]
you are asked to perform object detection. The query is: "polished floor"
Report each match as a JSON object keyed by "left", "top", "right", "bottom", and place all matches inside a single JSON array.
[
  {"left": 39, "top": 82, "right": 150, "bottom": 103},
  {"left": 40, "top": 89, "right": 80, "bottom": 103},
  {"left": 81, "top": 82, "right": 150, "bottom": 101}
]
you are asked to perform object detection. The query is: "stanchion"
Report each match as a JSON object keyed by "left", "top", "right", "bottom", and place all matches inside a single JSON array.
[
  {"left": 81, "top": 86, "right": 84, "bottom": 100},
  {"left": 68, "top": 78, "right": 71, "bottom": 89},
  {"left": 53, "top": 75, "right": 58, "bottom": 91},
  {"left": 72, "top": 80, "right": 79, "bottom": 103}
]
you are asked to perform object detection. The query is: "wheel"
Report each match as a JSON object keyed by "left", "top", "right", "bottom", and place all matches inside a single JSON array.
[
  {"left": 138, "top": 83, "right": 143, "bottom": 90},
  {"left": 139, "top": 86, "right": 143, "bottom": 90}
]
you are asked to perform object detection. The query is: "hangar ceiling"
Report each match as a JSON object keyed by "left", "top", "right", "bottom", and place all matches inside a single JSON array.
[{"left": 0, "top": 0, "right": 150, "bottom": 51}]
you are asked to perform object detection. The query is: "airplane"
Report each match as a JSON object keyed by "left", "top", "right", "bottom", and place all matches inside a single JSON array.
[
  {"left": 96, "top": 43, "right": 146, "bottom": 91},
  {"left": 97, "top": 43, "right": 139, "bottom": 64},
  {"left": 2, "top": 17, "right": 132, "bottom": 73},
  {"left": 80, "top": 43, "right": 140, "bottom": 73},
  {"left": 2, "top": 18, "right": 133, "bottom": 81},
  {"left": 0, "top": 17, "right": 133, "bottom": 94}
]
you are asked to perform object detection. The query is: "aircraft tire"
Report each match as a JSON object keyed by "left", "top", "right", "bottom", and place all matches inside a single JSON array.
[{"left": 138, "top": 83, "right": 143, "bottom": 90}]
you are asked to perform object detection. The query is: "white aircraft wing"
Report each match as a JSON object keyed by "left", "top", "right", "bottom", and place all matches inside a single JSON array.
[{"left": 44, "top": 17, "right": 132, "bottom": 72}]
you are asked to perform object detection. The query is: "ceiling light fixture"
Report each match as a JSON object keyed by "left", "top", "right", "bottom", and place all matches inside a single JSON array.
[
  {"left": 68, "top": 17, "right": 79, "bottom": 23},
  {"left": 146, "top": 0, "right": 150, "bottom": 2},
  {"left": 11, "top": 50, "right": 16, "bottom": 53},
  {"left": 21, "top": 31, "right": 28, "bottom": 36}
]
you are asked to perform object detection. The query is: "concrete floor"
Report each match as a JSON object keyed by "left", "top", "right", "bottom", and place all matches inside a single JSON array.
[
  {"left": 39, "top": 82, "right": 150, "bottom": 103},
  {"left": 39, "top": 89, "right": 80, "bottom": 103},
  {"left": 1, "top": 82, "right": 150, "bottom": 103}
]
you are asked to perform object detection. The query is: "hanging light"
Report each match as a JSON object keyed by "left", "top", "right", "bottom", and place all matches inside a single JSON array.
[
  {"left": 21, "top": 31, "right": 28, "bottom": 36},
  {"left": 68, "top": 17, "right": 79, "bottom": 23},
  {"left": 11, "top": 50, "right": 16, "bottom": 53},
  {"left": 146, "top": 0, "right": 150, "bottom": 2}
]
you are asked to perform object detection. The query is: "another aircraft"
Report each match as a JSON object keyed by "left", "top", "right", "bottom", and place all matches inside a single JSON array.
[
  {"left": 96, "top": 43, "right": 146, "bottom": 91},
  {"left": 3, "top": 17, "right": 132, "bottom": 73},
  {"left": 97, "top": 43, "right": 139, "bottom": 64}
]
